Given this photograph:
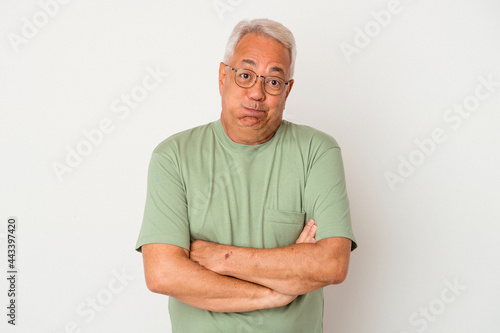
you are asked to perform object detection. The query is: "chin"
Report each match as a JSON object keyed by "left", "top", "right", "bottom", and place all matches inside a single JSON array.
[{"left": 238, "top": 116, "right": 265, "bottom": 128}]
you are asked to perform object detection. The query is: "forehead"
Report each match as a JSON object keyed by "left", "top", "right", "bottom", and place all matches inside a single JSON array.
[{"left": 231, "top": 33, "right": 291, "bottom": 75}]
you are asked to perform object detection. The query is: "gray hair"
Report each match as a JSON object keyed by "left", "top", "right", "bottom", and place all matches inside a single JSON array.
[{"left": 223, "top": 19, "right": 297, "bottom": 79}]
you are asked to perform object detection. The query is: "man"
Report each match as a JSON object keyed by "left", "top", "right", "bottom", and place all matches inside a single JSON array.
[{"left": 136, "top": 18, "right": 357, "bottom": 332}]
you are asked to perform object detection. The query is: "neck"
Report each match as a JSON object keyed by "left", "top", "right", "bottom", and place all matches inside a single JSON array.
[{"left": 220, "top": 118, "right": 280, "bottom": 145}]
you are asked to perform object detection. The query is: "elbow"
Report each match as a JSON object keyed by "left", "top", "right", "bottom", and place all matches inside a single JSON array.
[
  {"left": 323, "top": 261, "right": 349, "bottom": 285},
  {"left": 145, "top": 273, "right": 176, "bottom": 296},
  {"left": 145, "top": 275, "right": 163, "bottom": 294},
  {"left": 146, "top": 279, "right": 161, "bottom": 294},
  {"left": 142, "top": 244, "right": 191, "bottom": 296},
  {"left": 314, "top": 237, "right": 352, "bottom": 286},
  {"left": 327, "top": 269, "right": 348, "bottom": 285}
]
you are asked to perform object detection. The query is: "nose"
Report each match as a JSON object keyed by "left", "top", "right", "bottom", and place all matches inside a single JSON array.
[{"left": 247, "top": 76, "right": 266, "bottom": 101}]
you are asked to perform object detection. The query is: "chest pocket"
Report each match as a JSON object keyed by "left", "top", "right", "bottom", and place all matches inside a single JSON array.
[{"left": 264, "top": 209, "right": 305, "bottom": 248}]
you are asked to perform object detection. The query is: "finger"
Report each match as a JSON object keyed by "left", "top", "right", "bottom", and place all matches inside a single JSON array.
[
  {"left": 303, "top": 224, "right": 316, "bottom": 244},
  {"left": 304, "top": 220, "right": 317, "bottom": 243},
  {"left": 295, "top": 219, "right": 313, "bottom": 244},
  {"left": 296, "top": 219, "right": 315, "bottom": 244},
  {"left": 308, "top": 223, "right": 317, "bottom": 238}
]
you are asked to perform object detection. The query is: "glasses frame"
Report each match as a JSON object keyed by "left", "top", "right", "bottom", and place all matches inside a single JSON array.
[{"left": 224, "top": 64, "right": 290, "bottom": 96}]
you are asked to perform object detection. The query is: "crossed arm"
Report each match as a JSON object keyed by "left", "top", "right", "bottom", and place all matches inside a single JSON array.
[{"left": 142, "top": 219, "right": 351, "bottom": 312}]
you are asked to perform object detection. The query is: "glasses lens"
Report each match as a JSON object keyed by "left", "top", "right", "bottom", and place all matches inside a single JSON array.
[
  {"left": 264, "top": 77, "right": 285, "bottom": 95},
  {"left": 235, "top": 69, "right": 256, "bottom": 88}
]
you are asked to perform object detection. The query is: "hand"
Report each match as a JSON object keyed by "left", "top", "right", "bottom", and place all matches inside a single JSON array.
[
  {"left": 269, "top": 289, "right": 298, "bottom": 307},
  {"left": 295, "top": 219, "right": 317, "bottom": 244},
  {"left": 190, "top": 240, "right": 228, "bottom": 274}
]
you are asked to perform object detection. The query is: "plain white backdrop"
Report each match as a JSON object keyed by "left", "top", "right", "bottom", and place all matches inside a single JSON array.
[{"left": 1, "top": 0, "right": 499, "bottom": 332}]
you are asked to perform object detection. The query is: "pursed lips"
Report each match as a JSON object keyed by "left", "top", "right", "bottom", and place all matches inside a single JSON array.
[{"left": 241, "top": 104, "right": 267, "bottom": 113}]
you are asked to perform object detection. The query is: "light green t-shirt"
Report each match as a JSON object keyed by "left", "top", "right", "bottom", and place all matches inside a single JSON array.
[{"left": 136, "top": 119, "right": 357, "bottom": 333}]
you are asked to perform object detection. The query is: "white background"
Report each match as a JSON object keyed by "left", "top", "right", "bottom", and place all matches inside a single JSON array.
[{"left": 1, "top": 0, "right": 499, "bottom": 332}]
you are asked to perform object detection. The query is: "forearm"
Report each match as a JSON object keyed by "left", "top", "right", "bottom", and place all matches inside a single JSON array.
[
  {"left": 192, "top": 237, "right": 351, "bottom": 295},
  {"left": 220, "top": 242, "right": 341, "bottom": 295},
  {"left": 142, "top": 243, "right": 294, "bottom": 312},
  {"left": 153, "top": 256, "right": 284, "bottom": 312}
]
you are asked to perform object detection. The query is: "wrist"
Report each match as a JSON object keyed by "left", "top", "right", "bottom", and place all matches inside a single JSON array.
[
  {"left": 266, "top": 289, "right": 296, "bottom": 309},
  {"left": 260, "top": 288, "right": 280, "bottom": 309}
]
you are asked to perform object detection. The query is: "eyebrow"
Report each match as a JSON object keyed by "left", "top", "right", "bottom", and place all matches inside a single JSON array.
[{"left": 240, "top": 59, "right": 286, "bottom": 77}]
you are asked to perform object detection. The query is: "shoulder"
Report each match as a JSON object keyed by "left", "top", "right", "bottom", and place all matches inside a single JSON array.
[
  {"left": 153, "top": 121, "right": 215, "bottom": 156},
  {"left": 281, "top": 120, "right": 340, "bottom": 151}
]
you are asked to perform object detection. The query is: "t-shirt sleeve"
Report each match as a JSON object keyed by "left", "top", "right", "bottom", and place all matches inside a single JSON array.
[
  {"left": 303, "top": 136, "right": 357, "bottom": 251},
  {"left": 135, "top": 147, "right": 190, "bottom": 252}
]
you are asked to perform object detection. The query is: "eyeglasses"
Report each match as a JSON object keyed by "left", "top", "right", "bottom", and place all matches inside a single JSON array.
[{"left": 224, "top": 64, "right": 290, "bottom": 96}]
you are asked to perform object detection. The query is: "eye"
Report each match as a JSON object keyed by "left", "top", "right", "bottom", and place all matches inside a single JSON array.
[
  {"left": 266, "top": 78, "right": 283, "bottom": 89},
  {"left": 237, "top": 70, "right": 254, "bottom": 82}
]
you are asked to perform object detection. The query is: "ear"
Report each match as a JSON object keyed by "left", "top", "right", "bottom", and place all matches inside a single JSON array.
[
  {"left": 284, "top": 79, "right": 294, "bottom": 99},
  {"left": 219, "top": 62, "right": 227, "bottom": 96}
]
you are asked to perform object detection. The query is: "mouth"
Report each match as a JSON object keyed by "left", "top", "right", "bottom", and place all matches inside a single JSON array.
[
  {"left": 241, "top": 104, "right": 267, "bottom": 114},
  {"left": 241, "top": 108, "right": 266, "bottom": 118}
]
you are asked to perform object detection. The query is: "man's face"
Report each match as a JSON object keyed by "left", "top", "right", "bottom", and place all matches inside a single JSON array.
[{"left": 219, "top": 33, "right": 294, "bottom": 144}]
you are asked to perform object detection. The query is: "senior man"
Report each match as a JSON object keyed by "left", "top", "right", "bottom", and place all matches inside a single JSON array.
[{"left": 136, "top": 18, "right": 357, "bottom": 332}]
